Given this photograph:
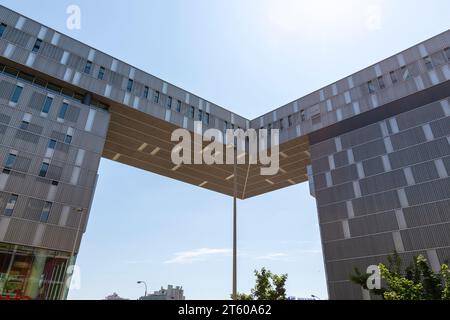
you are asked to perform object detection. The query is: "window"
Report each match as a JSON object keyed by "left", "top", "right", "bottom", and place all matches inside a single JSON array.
[
  {"left": 424, "top": 56, "right": 434, "bottom": 70},
  {"left": 189, "top": 106, "right": 195, "bottom": 119},
  {"left": 127, "top": 79, "right": 134, "bottom": 92},
  {"left": 32, "top": 39, "right": 42, "bottom": 53},
  {"left": 4, "top": 194, "right": 18, "bottom": 216},
  {"left": 4, "top": 153, "right": 16, "bottom": 171},
  {"left": 198, "top": 110, "right": 203, "bottom": 121},
  {"left": 377, "top": 76, "right": 385, "bottom": 90},
  {"left": 401, "top": 66, "right": 411, "bottom": 80},
  {"left": 143, "top": 86, "right": 149, "bottom": 99},
  {"left": 367, "top": 80, "right": 376, "bottom": 94},
  {"left": 10, "top": 85, "right": 23, "bottom": 103},
  {"left": 40, "top": 202, "right": 52, "bottom": 223},
  {"left": 84, "top": 60, "right": 93, "bottom": 74},
  {"left": 58, "top": 102, "right": 69, "bottom": 119},
  {"left": 98, "top": 66, "right": 105, "bottom": 80},
  {"left": 279, "top": 119, "right": 284, "bottom": 130},
  {"left": 20, "top": 120, "right": 29, "bottom": 130},
  {"left": 39, "top": 161, "right": 49, "bottom": 177},
  {"left": 153, "top": 91, "right": 160, "bottom": 104},
  {"left": 176, "top": 100, "right": 182, "bottom": 112},
  {"left": 390, "top": 71, "right": 398, "bottom": 84},
  {"left": 48, "top": 139, "right": 57, "bottom": 150},
  {"left": 41, "top": 96, "right": 53, "bottom": 114},
  {"left": 445, "top": 47, "right": 450, "bottom": 61},
  {"left": 0, "top": 23, "right": 6, "bottom": 38},
  {"left": 288, "top": 115, "right": 293, "bottom": 127},
  {"left": 204, "top": 113, "right": 210, "bottom": 125},
  {"left": 300, "top": 110, "right": 305, "bottom": 121},
  {"left": 64, "top": 134, "right": 73, "bottom": 144},
  {"left": 167, "top": 96, "right": 172, "bottom": 109},
  {"left": 224, "top": 121, "right": 228, "bottom": 132}
]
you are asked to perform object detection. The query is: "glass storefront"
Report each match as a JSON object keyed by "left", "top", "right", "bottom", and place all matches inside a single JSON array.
[{"left": 0, "top": 242, "right": 72, "bottom": 300}]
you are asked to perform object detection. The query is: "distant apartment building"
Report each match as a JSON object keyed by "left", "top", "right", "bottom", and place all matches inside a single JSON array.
[
  {"left": 0, "top": 5, "right": 449, "bottom": 299},
  {"left": 139, "top": 285, "right": 185, "bottom": 300}
]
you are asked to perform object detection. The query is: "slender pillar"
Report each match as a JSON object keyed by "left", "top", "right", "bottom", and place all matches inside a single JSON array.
[{"left": 232, "top": 150, "right": 237, "bottom": 300}]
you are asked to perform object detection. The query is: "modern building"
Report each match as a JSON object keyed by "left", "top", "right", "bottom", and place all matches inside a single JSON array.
[
  {"left": 0, "top": 5, "right": 448, "bottom": 299},
  {"left": 104, "top": 292, "right": 129, "bottom": 300},
  {"left": 139, "top": 285, "right": 185, "bottom": 300}
]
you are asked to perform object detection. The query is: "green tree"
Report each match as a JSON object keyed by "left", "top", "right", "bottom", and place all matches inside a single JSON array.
[{"left": 234, "top": 268, "right": 288, "bottom": 300}]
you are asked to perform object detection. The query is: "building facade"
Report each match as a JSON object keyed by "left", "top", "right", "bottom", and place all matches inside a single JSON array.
[
  {"left": 139, "top": 285, "right": 185, "bottom": 300},
  {"left": 0, "top": 5, "right": 448, "bottom": 299}
]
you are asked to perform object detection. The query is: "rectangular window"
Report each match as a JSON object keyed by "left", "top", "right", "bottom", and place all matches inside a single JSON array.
[
  {"left": 224, "top": 121, "right": 228, "bottom": 132},
  {"left": 390, "top": 71, "right": 398, "bottom": 84},
  {"left": 84, "top": 60, "right": 93, "bottom": 74},
  {"left": 41, "top": 96, "right": 53, "bottom": 114},
  {"left": 167, "top": 96, "right": 172, "bottom": 109},
  {"left": 48, "top": 139, "right": 57, "bottom": 149},
  {"left": 143, "top": 86, "right": 149, "bottom": 99},
  {"left": 401, "top": 66, "right": 411, "bottom": 80},
  {"left": 367, "top": 80, "right": 376, "bottom": 94},
  {"left": 424, "top": 56, "right": 434, "bottom": 70},
  {"left": 176, "top": 100, "right": 182, "bottom": 112},
  {"left": 20, "top": 120, "right": 29, "bottom": 130},
  {"left": 204, "top": 113, "right": 210, "bottom": 125},
  {"left": 39, "top": 161, "right": 49, "bottom": 177},
  {"left": 198, "top": 110, "right": 203, "bottom": 121},
  {"left": 288, "top": 115, "right": 293, "bottom": 127},
  {"left": 98, "top": 66, "right": 105, "bottom": 80},
  {"left": 4, "top": 153, "right": 16, "bottom": 170},
  {"left": 445, "top": 47, "right": 450, "bottom": 61},
  {"left": 377, "top": 76, "right": 385, "bottom": 89},
  {"left": 300, "top": 110, "right": 305, "bottom": 121},
  {"left": 64, "top": 134, "right": 73, "bottom": 144},
  {"left": 4, "top": 194, "right": 18, "bottom": 216},
  {"left": 153, "top": 91, "right": 160, "bottom": 104},
  {"left": 10, "top": 85, "right": 23, "bottom": 103},
  {"left": 189, "top": 106, "right": 195, "bottom": 119},
  {"left": 32, "top": 39, "right": 42, "bottom": 53},
  {"left": 127, "top": 79, "right": 134, "bottom": 92},
  {"left": 40, "top": 202, "right": 52, "bottom": 223},
  {"left": 279, "top": 119, "right": 284, "bottom": 130},
  {"left": 58, "top": 102, "right": 69, "bottom": 119},
  {"left": 0, "top": 23, "right": 6, "bottom": 38}
]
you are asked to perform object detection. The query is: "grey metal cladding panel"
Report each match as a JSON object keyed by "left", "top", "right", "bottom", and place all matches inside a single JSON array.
[
  {"left": 359, "top": 169, "right": 407, "bottom": 196},
  {"left": 40, "top": 42, "right": 64, "bottom": 62},
  {"left": 318, "top": 202, "right": 348, "bottom": 224},
  {"left": 22, "top": 197, "right": 45, "bottom": 221},
  {"left": 362, "top": 157, "right": 385, "bottom": 177},
  {"left": 405, "top": 177, "right": 450, "bottom": 206},
  {"left": 310, "top": 138, "right": 336, "bottom": 160},
  {"left": 388, "top": 138, "right": 450, "bottom": 170},
  {"left": 327, "top": 255, "right": 385, "bottom": 283},
  {"left": 403, "top": 199, "right": 450, "bottom": 227},
  {"left": 0, "top": 80, "right": 15, "bottom": 100},
  {"left": 430, "top": 117, "right": 450, "bottom": 138},
  {"left": 321, "top": 221, "right": 344, "bottom": 242},
  {"left": 443, "top": 156, "right": 450, "bottom": 173},
  {"left": 324, "top": 232, "right": 396, "bottom": 260},
  {"left": 352, "top": 190, "right": 400, "bottom": 216},
  {"left": 313, "top": 173, "right": 327, "bottom": 190},
  {"left": 348, "top": 211, "right": 398, "bottom": 237},
  {"left": 3, "top": 26, "right": 32, "bottom": 48},
  {"left": 437, "top": 248, "right": 450, "bottom": 264},
  {"left": 328, "top": 281, "right": 363, "bottom": 300},
  {"left": 28, "top": 91, "right": 46, "bottom": 111},
  {"left": 316, "top": 182, "right": 354, "bottom": 205},
  {"left": 40, "top": 224, "right": 77, "bottom": 252},
  {"left": 331, "top": 164, "right": 358, "bottom": 185},
  {"left": 395, "top": 101, "right": 445, "bottom": 131},
  {"left": 3, "top": 218, "right": 38, "bottom": 246},
  {"left": 390, "top": 126, "right": 427, "bottom": 151},
  {"left": 411, "top": 160, "right": 440, "bottom": 183},
  {"left": 0, "top": 6, "right": 19, "bottom": 25},
  {"left": 334, "top": 150, "right": 349, "bottom": 168},
  {"left": 401, "top": 223, "right": 450, "bottom": 251},
  {"left": 352, "top": 139, "right": 386, "bottom": 162},
  {"left": 311, "top": 156, "right": 330, "bottom": 174}
]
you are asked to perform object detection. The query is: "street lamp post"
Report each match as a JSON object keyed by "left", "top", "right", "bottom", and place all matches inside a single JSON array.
[
  {"left": 137, "top": 281, "right": 148, "bottom": 298},
  {"left": 311, "top": 295, "right": 321, "bottom": 300}
]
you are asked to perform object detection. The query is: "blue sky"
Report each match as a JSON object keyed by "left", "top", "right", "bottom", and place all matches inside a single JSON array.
[{"left": 1, "top": 0, "right": 449, "bottom": 300}]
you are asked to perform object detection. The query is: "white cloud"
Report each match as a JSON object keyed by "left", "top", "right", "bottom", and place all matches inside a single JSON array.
[
  {"left": 256, "top": 253, "right": 290, "bottom": 261},
  {"left": 164, "top": 248, "right": 231, "bottom": 264}
]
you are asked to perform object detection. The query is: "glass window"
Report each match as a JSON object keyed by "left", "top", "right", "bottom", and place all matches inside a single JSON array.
[
  {"left": 279, "top": 118, "right": 284, "bottom": 130},
  {"left": 198, "top": 110, "right": 203, "bottom": 121},
  {"left": 127, "top": 79, "right": 133, "bottom": 92},
  {"left": 167, "top": 96, "right": 172, "bottom": 109},
  {"left": 390, "top": 71, "right": 398, "bottom": 84},
  {"left": 143, "top": 86, "right": 149, "bottom": 99},
  {"left": 98, "top": 66, "right": 105, "bottom": 80},
  {"left": 401, "top": 66, "right": 411, "bottom": 80},
  {"left": 4, "top": 153, "right": 16, "bottom": 169},
  {"left": 288, "top": 115, "right": 293, "bottom": 127},
  {"left": 20, "top": 120, "right": 29, "bottom": 130},
  {"left": 41, "top": 96, "right": 53, "bottom": 114},
  {"left": 4, "top": 194, "right": 18, "bottom": 216},
  {"left": 10, "top": 85, "right": 23, "bottom": 103},
  {"left": 39, "top": 162, "right": 49, "bottom": 177},
  {"left": 189, "top": 106, "right": 195, "bottom": 119},
  {"left": 377, "top": 76, "right": 385, "bottom": 90},
  {"left": 153, "top": 91, "right": 160, "bottom": 104},
  {"left": 32, "top": 39, "right": 42, "bottom": 53},
  {"left": 0, "top": 23, "right": 6, "bottom": 38},
  {"left": 204, "top": 113, "right": 210, "bottom": 125},
  {"left": 424, "top": 56, "right": 434, "bottom": 70},
  {"left": 64, "top": 134, "right": 73, "bottom": 144},
  {"left": 48, "top": 139, "right": 57, "bottom": 149},
  {"left": 367, "top": 80, "right": 376, "bottom": 94},
  {"left": 40, "top": 202, "right": 52, "bottom": 223},
  {"left": 58, "top": 103, "right": 69, "bottom": 119},
  {"left": 84, "top": 60, "right": 92, "bottom": 74},
  {"left": 224, "top": 121, "right": 228, "bottom": 132},
  {"left": 176, "top": 100, "right": 182, "bottom": 112},
  {"left": 300, "top": 110, "right": 305, "bottom": 121}
]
